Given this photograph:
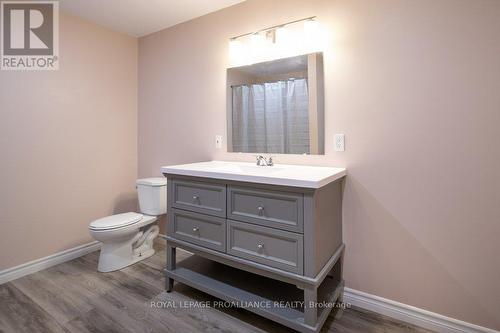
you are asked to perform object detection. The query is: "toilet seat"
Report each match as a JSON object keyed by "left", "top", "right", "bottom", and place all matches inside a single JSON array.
[{"left": 89, "top": 212, "right": 143, "bottom": 231}]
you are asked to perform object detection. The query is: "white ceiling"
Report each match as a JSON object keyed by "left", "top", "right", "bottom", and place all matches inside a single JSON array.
[{"left": 60, "top": 0, "right": 246, "bottom": 37}]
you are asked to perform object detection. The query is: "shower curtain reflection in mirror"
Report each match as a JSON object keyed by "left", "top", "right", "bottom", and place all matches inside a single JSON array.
[
  {"left": 231, "top": 78, "right": 310, "bottom": 154},
  {"left": 227, "top": 52, "right": 324, "bottom": 155}
]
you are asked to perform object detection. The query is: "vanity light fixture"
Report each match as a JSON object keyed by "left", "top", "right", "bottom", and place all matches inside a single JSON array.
[
  {"left": 228, "top": 16, "right": 322, "bottom": 66},
  {"left": 229, "top": 16, "right": 317, "bottom": 41}
]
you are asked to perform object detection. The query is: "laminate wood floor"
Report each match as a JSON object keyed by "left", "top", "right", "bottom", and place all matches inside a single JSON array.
[{"left": 0, "top": 242, "right": 435, "bottom": 333}]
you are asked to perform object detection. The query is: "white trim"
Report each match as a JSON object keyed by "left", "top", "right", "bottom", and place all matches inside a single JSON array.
[
  {"left": 0, "top": 241, "right": 101, "bottom": 285},
  {"left": 343, "top": 288, "right": 499, "bottom": 333}
]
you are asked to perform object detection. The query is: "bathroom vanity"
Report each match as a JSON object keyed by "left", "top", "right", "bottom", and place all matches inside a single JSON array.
[{"left": 162, "top": 161, "right": 346, "bottom": 333}]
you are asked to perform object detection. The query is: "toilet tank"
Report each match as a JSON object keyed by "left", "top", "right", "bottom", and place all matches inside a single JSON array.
[{"left": 136, "top": 178, "right": 167, "bottom": 216}]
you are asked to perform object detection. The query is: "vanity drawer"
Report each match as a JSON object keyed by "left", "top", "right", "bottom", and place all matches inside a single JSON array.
[
  {"left": 227, "top": 186, "right": 303, "bottom": 232},
  {"left": 171, "top": 179, "right": 226, "bottom": 217},
  {"left": 169, "top": 209, "right": 226, "bottom": 252},
  {"left": 226, "top": 220, "right": 303, "bottom": 274}
]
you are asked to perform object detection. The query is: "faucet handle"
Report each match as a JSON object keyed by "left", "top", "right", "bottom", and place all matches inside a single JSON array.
[{"left": 268, "top": 156, "right": 275, "bottom": 166}]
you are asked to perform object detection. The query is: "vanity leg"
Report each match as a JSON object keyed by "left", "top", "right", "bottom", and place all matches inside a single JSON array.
[
  {"left": 338, "top": 248, "right": 345, "bottom": 304},
  {"left": 166, "top": 245, "right": 176, "bottom": 292},
  {"left": 304, "top": 286, "right": 318, "bottom": 327},
  {"left": 331, "top": 249, "right": 345, "bottom": 320}
]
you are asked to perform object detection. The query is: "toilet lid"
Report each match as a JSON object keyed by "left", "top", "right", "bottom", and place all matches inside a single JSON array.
[{"left": 89, "top": 212, "right": 143, "bottom": 230}]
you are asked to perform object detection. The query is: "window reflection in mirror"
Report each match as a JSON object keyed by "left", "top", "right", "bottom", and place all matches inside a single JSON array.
[{"left": 227, "top": 53, "right": 324, "bottom": 155}]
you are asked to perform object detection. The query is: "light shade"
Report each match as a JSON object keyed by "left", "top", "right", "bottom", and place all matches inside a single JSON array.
[
  {"left": 303, "top": 19, "right": 323, "bottom": 52},
  {"left": 304, "top": 19, "right": 319, "bottom": 36},
  {"left": 250, "top": 32, "right": 271, "bottom": 63},
  {"left": 229, "top": 39, "right": 247, "bottom": 66},
  {"left": 275, "top": 26, "right": 289, "bottom": 43}
]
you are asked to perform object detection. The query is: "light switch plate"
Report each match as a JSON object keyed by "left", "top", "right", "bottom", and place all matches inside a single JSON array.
[
  {"left": 215, "top": 135, "right": 222, "bottom": 149},
  {"left": 334, "top": 134, "right": 345, "bottom": 151}
]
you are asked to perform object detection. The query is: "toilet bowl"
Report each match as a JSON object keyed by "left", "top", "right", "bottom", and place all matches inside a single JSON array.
[{"left": 89, "top": 178, "right": 167, "bottom": 272}]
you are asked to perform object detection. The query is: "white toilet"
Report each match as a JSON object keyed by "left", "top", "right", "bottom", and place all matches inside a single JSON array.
[{"left": 89, "top": 178, "right": 167, "bottom": 272}]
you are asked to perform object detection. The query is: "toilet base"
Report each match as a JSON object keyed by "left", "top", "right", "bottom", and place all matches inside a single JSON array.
[{"left": 97, "top": 224, "right": 159, "bottom": 272}]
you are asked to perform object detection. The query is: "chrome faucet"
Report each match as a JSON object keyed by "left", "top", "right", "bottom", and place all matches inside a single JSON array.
[{"left": 256, "top": 155, "right": 274, "bottom": 166}]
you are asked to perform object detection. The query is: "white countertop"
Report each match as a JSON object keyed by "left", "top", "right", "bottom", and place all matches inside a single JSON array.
[{"left": 161, "top": 161, "right": 346, "bottom": 189}]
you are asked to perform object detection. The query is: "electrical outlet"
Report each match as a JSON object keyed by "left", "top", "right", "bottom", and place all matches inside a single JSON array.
[
  {"left": 215, "top": 135, "right": 222, "bottom": 149},
  {"left": 334, "top": 134, "right": 345, "bottom": 152}
]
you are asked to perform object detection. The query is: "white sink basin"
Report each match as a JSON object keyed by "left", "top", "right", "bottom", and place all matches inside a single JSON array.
[
  {"left": 161, "top": 161, "right": 346, "bottom": 188},
  {"left": 214, "top": 164, "right": 285, "bottom": 174}
]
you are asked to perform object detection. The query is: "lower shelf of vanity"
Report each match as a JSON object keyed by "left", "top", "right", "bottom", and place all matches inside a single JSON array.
[{"left": 165, "top": 237, "right": 345, "bottom": 333}]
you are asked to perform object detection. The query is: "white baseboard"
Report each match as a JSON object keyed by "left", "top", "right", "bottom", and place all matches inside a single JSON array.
[
  {"left": 0, "top": 241, "right": 101, "bottom": 285},
  {"left": 343, "top": 288, "right": 498, "bottom": 333}
]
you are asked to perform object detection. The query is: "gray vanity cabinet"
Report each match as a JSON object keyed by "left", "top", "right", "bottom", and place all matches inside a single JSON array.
[{"left": 164, "top": 174, "right": 345, "bottom": 333}]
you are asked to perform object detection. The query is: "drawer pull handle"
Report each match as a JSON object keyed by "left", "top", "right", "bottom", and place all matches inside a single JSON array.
[
  {"left": 257, "top": 243, "right": 264, "bottom": 249},
  {"left": 192, "top": 227, "right": 199, "bottom": 232},
  {"left": 192, "top": 195, "right": 199, "bottom": 202},
  {"left": 257, "top": 206, "right": 264, "bottom": 215}
]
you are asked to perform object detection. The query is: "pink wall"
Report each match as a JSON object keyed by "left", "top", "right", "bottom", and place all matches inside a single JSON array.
[
  {"left": 138, "top": 0, "right": 500, "bottom": 330},
  {"left": 0, "top": 13, "right": 138, "bottom": 269}
]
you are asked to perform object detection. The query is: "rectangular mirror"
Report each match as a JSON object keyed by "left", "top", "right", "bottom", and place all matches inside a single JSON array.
[{"left": 227, "top": 52, "right": 324, "bottom": 155}]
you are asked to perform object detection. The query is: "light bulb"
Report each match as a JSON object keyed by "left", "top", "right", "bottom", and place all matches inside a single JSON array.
[
  {"left": 304, "top": 19, "right": 319, "bottom": 36},
  {"left": 275, "top": 26, "right": 289, "bottom": 45},
  {"left": 303, "top": 19, "right": 323, "bottom": 52},
  {"left": 275, "top": 26, "right": 292, "bottom": 57},
  {"left": 250, "top": 33, "right": 268, "bottom": 63},
  {"left": 229, "top": 39, "right": 242, "bottom": 57},
  {"left": 250, "top": 33, "right": 266, "bottom": 48},
  {"left": 229, "top": 39, "right": 249, "bottom": 66}
]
